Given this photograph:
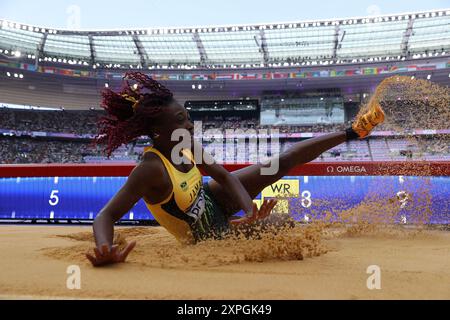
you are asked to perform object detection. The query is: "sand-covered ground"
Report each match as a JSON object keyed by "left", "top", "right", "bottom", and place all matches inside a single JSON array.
[{"left": 0, "top": 224, "right": 449, "bottom": 300}]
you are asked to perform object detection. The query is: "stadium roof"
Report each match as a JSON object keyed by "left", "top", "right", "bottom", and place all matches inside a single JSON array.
[{"left": 0, "top": 9, "right": 449, "bottom": 70}]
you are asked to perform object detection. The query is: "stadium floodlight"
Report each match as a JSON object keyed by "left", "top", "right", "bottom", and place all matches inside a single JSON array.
[
  {"left": 198, "top": 84, "right": 202, "bottom": 90},
  {"left": 411, "top": 76, "right": 415, "bottom": 80},
  {"left": 448, "top": 73, "right": 450, "bottom": 78},
  {"left": 19, "top": 74, "right": 23, "bottom": 79},
  {"left": 14, "top": 73, "right": 18, "bottom": 78},
  {"left": 427, "top": 74, "right": 431, "bottom": 80},
  {"left": 192, "top": 84, "right": 196, "bottom": 90},
  {"left": 104, "top": 83, "right": 109, "bottom": 88},
  {"left": 6, "top": 72, "right": 11, "bottom": 77}
]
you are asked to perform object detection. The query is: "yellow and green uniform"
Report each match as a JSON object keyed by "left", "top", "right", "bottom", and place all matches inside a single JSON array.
[{"left": 143, "top": 146, "right": 230, "bottom": 244}]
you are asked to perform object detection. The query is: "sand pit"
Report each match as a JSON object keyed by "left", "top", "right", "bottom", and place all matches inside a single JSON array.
[{"left": 0, "top": 224, "right": 449, "bottom": 300}]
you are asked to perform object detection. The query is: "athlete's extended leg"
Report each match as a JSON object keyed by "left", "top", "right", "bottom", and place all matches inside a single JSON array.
[
  {"left": 209, "top": 132, "right": 346, "bottom": 214},
  {"left": 209, "top": 102, "right": 385, "bottom": 215}
]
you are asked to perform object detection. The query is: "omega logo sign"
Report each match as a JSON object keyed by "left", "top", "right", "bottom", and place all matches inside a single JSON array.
[{"left": 326, "top": 166, "right": 367, "bottom": 173}]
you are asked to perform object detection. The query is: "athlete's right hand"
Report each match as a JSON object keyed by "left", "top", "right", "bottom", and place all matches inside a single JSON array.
[
  {"left": 230, "top": 199, "right": 278, "bottom": 226},
  {"left": 86, "top": 242, "right": 136, "bottom": 267}
]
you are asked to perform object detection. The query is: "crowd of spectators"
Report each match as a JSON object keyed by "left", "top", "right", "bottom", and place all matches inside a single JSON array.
[
  {"left": 1, "top": 106, "right": 448, "bottom": 164},
  {"left": 0, "top": 137, "right": 96, "bottom": 164},
  {"left": 1, "top": 107, "right": 351, "bottom": 136},
  {"left": 0, "top": 106, "right": 102, "bottom": 135}
]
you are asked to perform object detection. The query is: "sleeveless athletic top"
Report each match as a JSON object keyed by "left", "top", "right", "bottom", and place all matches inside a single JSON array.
[{"left": 143, "top": 146, "right": 216, "bottom": 244}]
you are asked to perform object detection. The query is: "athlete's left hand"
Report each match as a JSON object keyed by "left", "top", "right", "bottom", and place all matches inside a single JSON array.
[{"left": 230, "top": 199, "right": 278, "bottom": 226}]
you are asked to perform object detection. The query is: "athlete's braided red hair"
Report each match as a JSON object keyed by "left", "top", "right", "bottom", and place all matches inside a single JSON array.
[{"left": 93, "top": 72, "right": 173, "bottom": 157}]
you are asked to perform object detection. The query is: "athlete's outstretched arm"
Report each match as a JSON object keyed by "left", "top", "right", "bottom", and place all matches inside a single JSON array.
[{"left": 86, "top": 159, "right": 161, "bottom": 267}]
